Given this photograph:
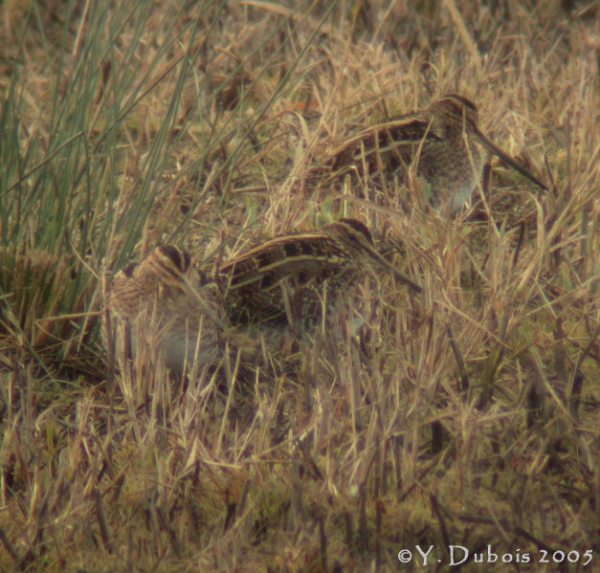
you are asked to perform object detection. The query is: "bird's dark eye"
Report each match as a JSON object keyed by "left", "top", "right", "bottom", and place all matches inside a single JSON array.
[
  {"left": 348, "top": 232, "right": 362, "bottom": 245},
  {"left": 338, "top": 219, "right": 373, "bottom": 245},
  {"left": 122, "top": 262, "right": 137, "bottom": 278},
  {"left": 160, "top": 245, "right": 190, "bottom": 272}
]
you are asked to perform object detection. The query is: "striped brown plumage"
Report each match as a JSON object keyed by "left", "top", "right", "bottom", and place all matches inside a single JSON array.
[
  {"left": 329, "top": 94, "right": 547, "bottom": 214},
  {"left": 218, "top": 218, "right": 420, "bottom": 346},
  {"left": 106, "top": 245, "right": 224, "bottom": 374}
]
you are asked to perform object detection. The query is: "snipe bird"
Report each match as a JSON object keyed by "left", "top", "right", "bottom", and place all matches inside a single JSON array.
[
  {"left": 106, "top": 245, "right": 224, "bottom": 374},
  {"left": 330, "top": 94, "right": 547, "bottom": 214},
  {"left": 218, "top": 218, "right": 421, "bottom": 345}
]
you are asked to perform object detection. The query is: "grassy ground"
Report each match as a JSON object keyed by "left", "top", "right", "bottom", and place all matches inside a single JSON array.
[{"left": 1, "top": 0, "right": 599, "bottom": 571}]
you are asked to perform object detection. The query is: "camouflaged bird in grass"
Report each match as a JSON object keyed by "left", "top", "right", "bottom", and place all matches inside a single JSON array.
[
  {"left": 218, "top": 218, "right": 421, "bottom": 347},
  {"left": 105, "top": 245, "right": 225, "bottom": 375},
  {"left": 328, "top": 94, "right": 547, "bottom": 214}
]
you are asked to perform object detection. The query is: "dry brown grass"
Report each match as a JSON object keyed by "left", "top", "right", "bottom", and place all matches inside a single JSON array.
[{"left": 1, "top": 0, "right": 599, "bottom": 571}]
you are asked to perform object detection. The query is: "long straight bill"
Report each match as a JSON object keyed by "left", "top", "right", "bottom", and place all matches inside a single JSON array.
[
  {"left": 364, "top": 247, "right": 423, "bottom": 294},
  {"left": 475, "top": 128, "right": 548, "bottom": 191}
]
